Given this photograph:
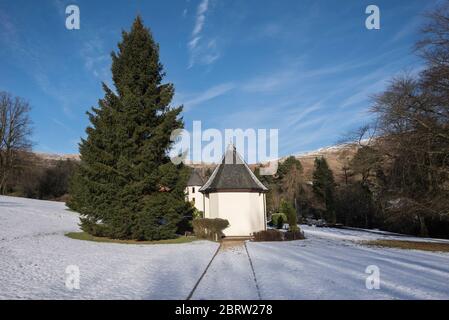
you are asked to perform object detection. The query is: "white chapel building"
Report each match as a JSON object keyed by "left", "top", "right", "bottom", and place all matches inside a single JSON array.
[
  {"left": 186, "top": 169, "right": 205, "bottom": 212},
  {"left": 186, "top": 145, "right": 268, "bottom": 237}
]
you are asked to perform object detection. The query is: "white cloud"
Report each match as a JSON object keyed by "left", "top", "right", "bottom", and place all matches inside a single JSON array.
[
  {"left": 188, "top": 36, "right": 201, "bottom": 50},
  {"left": 52, "top": 118, "right": 75, "bottom": 134},
  {"left": 81, "top": 38, "right": 110, "bottom": 81},
  {"left": 192, "top": 0, "right": 209, "bottom": 37},
  {"left": 243, "top": 70, "right": 295, "bottom": 93},
  {"left": 180, "top": 82, "right": 235, "bottom": 111},
  {"left": 187, "top": 0, "right": 221, "bottom": 68},
  {"left": 34, "top": 73, "right": 73, "bottom": 117},
  {"left": 190, "top": 0, "right": 209, "bottom": 50}
]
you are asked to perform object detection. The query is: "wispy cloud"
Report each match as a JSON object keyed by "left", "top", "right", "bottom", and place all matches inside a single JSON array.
[
  {"left": 196, "top": 48, "right": 420, "bottom": 157},
  {"left": 187, "top": 0, "right": 221, "bottom": 68},
  {"left": 260, "top": 23, "right": 283, "bottom": 38},
  {"left": 34, "top": 73, "right": 74, "bottom": 117},
  {"left": 243, "top": 70, "right": 296, "bottom": 93},
  {"left": 81, "top": 38, "right": 111, "bottom": 82},
  {"left": 0, "top": 13, "right": 74, "bottom": 117},
  {"left": 52, "top": 118, "right": 75, "bottom": 134},
  {"left": 193, "top": 0, "right": 208, "bottom": 36},
  {"left": 180, "top": 82, "right": 235, "bottom": 111},
  {"left": 0, "top": 9, "right": 27, "bottom": 56},
  {"left": 0, "top": 9, "right": 17, "bottom": 39}
]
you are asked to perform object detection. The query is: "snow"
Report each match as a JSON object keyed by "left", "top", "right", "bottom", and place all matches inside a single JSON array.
[
  {"left": 246, "top": 225, "right": 449, "bottom": 299},
  {"left": 301, "top": 225, "right": 449, "bottom": 243},
  {"left": 2, "top": 195, "right": 449, "bottom": 300},
  {"left": 0, "top": 196, "right": 219, "bottom": 299},
  {"left": 191, "top": 244, "right": 259, "bottom": 300}
]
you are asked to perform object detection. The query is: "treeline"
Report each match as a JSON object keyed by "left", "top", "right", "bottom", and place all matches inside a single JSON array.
[
  {"left": 1, "top": 152, "right": 77, "bottom": 201},
  {"left": 257, "top": 3, "right": 449, "bottom": 239},
  {"left": 1, "top": 90, "right": 77, "bottom": 200}
]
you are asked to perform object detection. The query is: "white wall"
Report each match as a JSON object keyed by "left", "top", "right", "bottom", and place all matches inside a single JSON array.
[
  {"left": 204, "top": 194, "right": 210, "bottom": 217},
  {"left": 185, "top": 186, "right": 204, "bottom": 212},
  {"left": 205, "top": 192, "right": 266, "bottom": 236}
]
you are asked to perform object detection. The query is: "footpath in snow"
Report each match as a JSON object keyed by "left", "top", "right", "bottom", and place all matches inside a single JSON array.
[{"left": 190, "top": 241, "right": 260, "bottom": 300}]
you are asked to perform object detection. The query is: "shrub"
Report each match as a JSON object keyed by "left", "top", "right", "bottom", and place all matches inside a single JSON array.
[
  {"left": 277, "top": 217, "right": 284, "bottom": 229},
  {"left": 284, "top": 230, "right": 305, "bottom": 241},
  {"left": 271, "top": 213, "right": 287, "bottom": 229},
  {"left": 280, "top": 199, "right": 299, "bottom": 232},
  {"left": 192, "top": 209, "right": 203, "bottom": 220},
  {"left": 192, "top": 218, "right": 229, "bottom": 241},
  {"left": 253, "top": 227, "right": 306, "bottom": 242},
  {"left": 253, "top": 229, "right": 284, "bottom": 241}
]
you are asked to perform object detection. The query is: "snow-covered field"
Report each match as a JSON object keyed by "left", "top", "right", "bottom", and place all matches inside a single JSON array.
[
  {"left": 247, "top": 226, "right": 449, "bottom": 299},
  {"left": 1, "top": 195, "right": 449, "bottom": 300},
  {"left": 0, "top": 196, "right": 219, "bottom": 299}
]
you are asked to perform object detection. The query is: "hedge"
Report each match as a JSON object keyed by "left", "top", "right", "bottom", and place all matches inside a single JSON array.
[
  {"left": 253, "top": 229, "right": 284, "bottom": 241},
  {"left": 192, "top": 218, "right": 229, "bottom": 241},
  {"left": 253, "top": 229, "right": 305, "bottom": 242}
]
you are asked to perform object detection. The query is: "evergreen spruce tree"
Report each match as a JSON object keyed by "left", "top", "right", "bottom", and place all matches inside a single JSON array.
[
  {"left": 312, "top": 157, "right": 336, "bottom": 224},
  {"left": 68, "top": 16, "right": 192, "bottom": 240}
]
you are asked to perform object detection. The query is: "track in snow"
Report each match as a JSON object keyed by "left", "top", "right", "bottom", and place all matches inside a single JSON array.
[{"left": 189, "top": 241, "right": 261, "bottom": 300}]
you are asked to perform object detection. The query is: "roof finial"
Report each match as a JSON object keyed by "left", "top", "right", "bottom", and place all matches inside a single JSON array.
[{"left": 228, "top": 138, "right": 234, "bottom": 150}]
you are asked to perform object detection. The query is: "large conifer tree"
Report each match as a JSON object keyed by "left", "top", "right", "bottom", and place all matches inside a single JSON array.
[{"left": 69, "top": 17, "right": 191, "bottom": 240}]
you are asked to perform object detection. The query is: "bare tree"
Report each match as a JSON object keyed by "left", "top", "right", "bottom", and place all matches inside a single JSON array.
[
  {"left": 0, "top": 92, "right": 32, "bottom": 194},
  {"left": 416, "top": 1, "right": 449, "bottom": 125}
]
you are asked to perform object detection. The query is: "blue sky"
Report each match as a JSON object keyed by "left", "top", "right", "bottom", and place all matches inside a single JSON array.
[{"left": 0, "top": 0, "right": 441, "bottom": 161}]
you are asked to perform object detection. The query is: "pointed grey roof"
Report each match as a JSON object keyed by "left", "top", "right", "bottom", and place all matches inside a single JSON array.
[
  {"left": 199, "top": 145, "right": 268, "bottom": 193},
  {"left": 187, "top": 169, "right": 205, "bottom": 186}
]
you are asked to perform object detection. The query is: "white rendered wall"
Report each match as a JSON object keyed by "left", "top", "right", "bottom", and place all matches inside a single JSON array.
[
  {"left": 204, "top": 194, "right": 210, "bottom": 217},
  {"left": 206, "top": 192, "right": 266, "bottom": 236},
  {"left": 208, "top": 193, "right": 219, "bottom": 219},
  {"left": 185, "top": 186, "right": 204, "bottom": 212}
]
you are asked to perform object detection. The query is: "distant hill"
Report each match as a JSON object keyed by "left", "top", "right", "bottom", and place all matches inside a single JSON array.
[
  {"left": 34, "top": 143, "right": 359, "bottom": 182},
  {"left": 286, "top": 143, "right": 359, "bottom": 182},
  {"left": 34, "top": 152, "right": 80, "bottom": 162}
]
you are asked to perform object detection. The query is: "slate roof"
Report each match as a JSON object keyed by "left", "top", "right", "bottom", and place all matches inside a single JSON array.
[
  {"left": 187, "top": 169, "right": 205, "bottom": 186},
  {"left": 199, "top": 145, "right": 268, "bottom": 193}
]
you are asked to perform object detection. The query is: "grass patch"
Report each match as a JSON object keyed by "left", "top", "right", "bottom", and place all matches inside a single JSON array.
[
  {"left": 363, "top": 239, "right": 449, "bottom": 252},
  {"left": 65, "top": 231, "right": 197, "bottom": 245}
]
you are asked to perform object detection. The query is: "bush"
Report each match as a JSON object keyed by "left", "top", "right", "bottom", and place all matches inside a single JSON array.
[
  {"left": 271, "top": 213, "right": 287, "bottom": 229},
  {"left": 192, "top": 218, "right": 229, "bottom": 241},
  {"left": 253, "top": 229, "right": 284, "bottom": 241},
  {"left": 284, "top": 230, "right": 305, "bottom": 241},
  {"left": 192, "top": 209, "right": 203, "bottom": 220},
  {"left": 280, "top": 199, "right": 299, "bottom": 232},
  {"left": 253, "top": 228, "right": 305, "bottom": 242}
]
